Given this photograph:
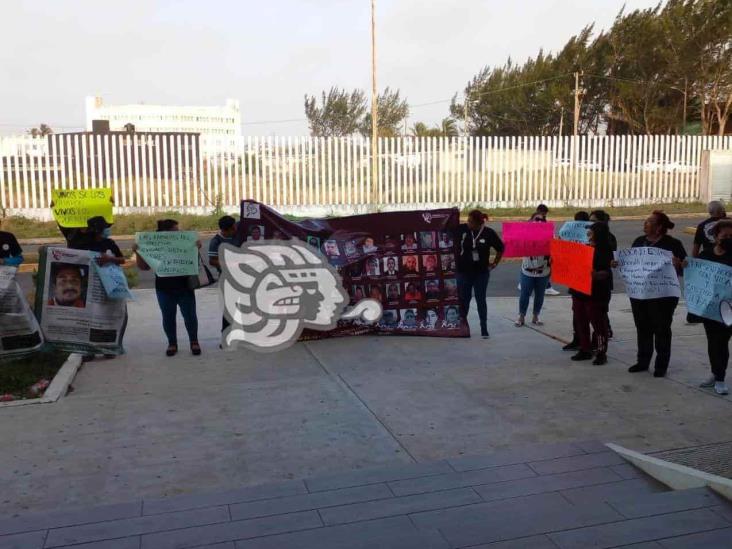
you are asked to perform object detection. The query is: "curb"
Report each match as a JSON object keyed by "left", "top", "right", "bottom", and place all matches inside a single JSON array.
[
  {"left": 606, "top": 442, "right": 732, "bottom": 503},
  {"left": 0, "top": 353, "right": 82, "bottom": 408}
]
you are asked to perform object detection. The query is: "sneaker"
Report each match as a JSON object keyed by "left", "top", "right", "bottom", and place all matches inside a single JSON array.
[
  {"left": 562, "top": 341, "right": 579, "bottom": 351},
  {"left": 700, "top": 376, "right": 716, "bottom": 388},
  {"left": 545, "top": 287, "right": 561, "bottom": 296},
  {"left": 714, "top": 382, "right": 729, "bottom": 395},
  {"left": 571, "top": 351, "right": 593, "bottom": 361},
  {"left": 653, "top": 369, "right": 667, "bottom": 378},
  {"left": 628, "top": 364, "right": 649, "bottom": 373},
  {"left": 592, "top": 353, "right": 607, "bottom": 366},
  {"left": 481, "top": 333, "right": 490, "bottom": 340}
]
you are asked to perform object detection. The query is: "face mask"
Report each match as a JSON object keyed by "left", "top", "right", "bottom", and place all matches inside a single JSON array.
[
  {"left": 720, "top": 239, "right": 732, "bottom": 253},
  {"left": 102, "top": 228, "right": 111, "bottom": 238}
]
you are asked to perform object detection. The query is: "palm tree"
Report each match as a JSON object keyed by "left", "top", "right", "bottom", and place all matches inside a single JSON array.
[
  {"left": 28, "top": 124, "right": 53, "bottom": 137},
  {"left": 440, "top": 118, "right": 458, "bottom": 137},
  {"left": 411, "top": 122, "right": 430, "bottom": 137}
]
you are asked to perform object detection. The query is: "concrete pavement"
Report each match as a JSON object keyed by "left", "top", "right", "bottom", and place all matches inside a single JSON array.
[{"left": 1, "top": 287, "right": 730, "bottom": 519}]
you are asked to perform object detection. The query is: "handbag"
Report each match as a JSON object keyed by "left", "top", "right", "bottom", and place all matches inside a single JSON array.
[{"left": 188, "top": 253, "right": 217, "bottom": 290}]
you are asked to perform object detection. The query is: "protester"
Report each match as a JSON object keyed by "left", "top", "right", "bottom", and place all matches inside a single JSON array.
[
  {"left": 689, "top": 219, "right": 732, "bottom": 395},
  {"left": 570, "top": 222, "right": 613, "bottom": 365},
  {"left": 134, "top": 219, "right": 202, "bottom": 357},
  {"left": 561, "top": 210, "right": 592, "bottom": 350},
  {"left": 625, "top": 211, "right": 687, "bottom": 377},
  {"left": 0, "top": 229, "right": 24, "bottom": 266},
  {"left": 589, "top": 210, "right": 617, "bottom": 339},
  {"left": 516, "top": 213, "right": 551, "bottom": 327},
  {"left": 574, "top": 211, "right": 590, "bottom": 222},
  {"left": 457, "top": 209, "right": 504, "bottom": 338},
  {"left": 208, "top": 215, "right": 239, "bottom": 273},
  {"left": 693, "top": 200, "right": 726, "bottom": 257},
  {"left": 535, "top": 204, "right": 560, "bottom": 296}
]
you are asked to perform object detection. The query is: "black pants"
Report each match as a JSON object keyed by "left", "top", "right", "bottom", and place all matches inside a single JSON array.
[
  {"left": 573, "top": 297, "right": 609, "bottom": 355},
  {"left": 630, "top": 297, "right": 678, "bottom": 373},
  {"left": 703, "top": 319, "right": 731, "bottom": 382}
]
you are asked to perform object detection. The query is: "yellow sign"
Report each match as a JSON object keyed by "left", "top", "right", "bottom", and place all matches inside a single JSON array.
[{"left": 51, "top": 188, "right": 114, "bottom": 228}]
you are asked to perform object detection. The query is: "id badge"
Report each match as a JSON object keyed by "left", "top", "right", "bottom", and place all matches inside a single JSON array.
[{"left": 472, "top": 250, "right": 479, "bottom": 262}]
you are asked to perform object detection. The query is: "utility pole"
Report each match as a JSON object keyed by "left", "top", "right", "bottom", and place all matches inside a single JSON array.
[
  {"left": 558, "top": 106, "right": 564, "bottom": 137},
  {"left": 370, "top": 0, "right": 379, "bottom": 207},
  {"left": 682, "top": 77, "right": 688, "bottom": 134},
  {"left": 463, "top": 91, "right": 469, "bottom": 135},
  {"left": 573, "top": 71, "right": 582, "bottom": 136}
]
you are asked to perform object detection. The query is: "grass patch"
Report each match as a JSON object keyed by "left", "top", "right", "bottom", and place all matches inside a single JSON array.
[{"left": 0, "top": 349, "right": 69, "bottom": 399}]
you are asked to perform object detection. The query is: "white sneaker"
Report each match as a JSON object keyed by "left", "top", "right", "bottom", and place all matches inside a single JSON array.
[
  {"left": 545, "top": 287, "right": 561, "bottom": 296},
  {"left": 714, "top": 382, "right": 729, "bottom": 395},
  {"left": 700, "top": 376, "right": 716, "bottom": 388}
]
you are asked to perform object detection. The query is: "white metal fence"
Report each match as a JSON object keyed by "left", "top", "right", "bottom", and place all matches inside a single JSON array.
[{"left": 1, "top": 134, "right": 730, "bottom": 218}]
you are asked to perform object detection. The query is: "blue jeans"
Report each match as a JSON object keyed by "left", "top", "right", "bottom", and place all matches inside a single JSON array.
[
  {"left": 155, "top": 289, "right": 199, "bottom": 346},
  {"left": 457, "top": 270, "right": 490, "bottom": 332},
  {"left": 518, "top": 273, "right": 549, "bottom": 316}
]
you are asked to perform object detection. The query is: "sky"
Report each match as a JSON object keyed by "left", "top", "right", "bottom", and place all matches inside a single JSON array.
[{"left": 1, "top": 0, "right": 663, "bottom": 137}]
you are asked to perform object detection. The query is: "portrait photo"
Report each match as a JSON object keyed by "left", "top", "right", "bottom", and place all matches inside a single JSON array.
[
  {"left": 306, "top": 236, "right": 321, "bottom": 249},
  {"left": 422, "top": 254, "right": 438, "bottom": 273},
  {"left": 323, "top": 239, "right": 340, "bottom": 257},
  {"left": 420, "top": 308, "right": 440, "bottom": 330},
  {"left": 48, "top": 262, "right": 88, "bottom": 308},
  {"left": 248, "top": 225, "right": 265, "bottom": 241},
  {"left": 362, "top": 236, "right": 378, "bottom": 254},
  {"left": 368, "top": 284, "right": 383, "bottom": 302},
  {"left": 438, "top": 231, "right": 454, "bottom": 249},
  {"left": 403, "top": 282, "right": 423, "bottom": 302},
  {"left": 344, "top": 240, "right": 359, "bottom": 257},
  {"left": 385, "top": 283, "right": 401, "bottom": 302},
  {"left": 398, "top": 308, "right": 418, "bottom": 329},
  {"left": 424, "top": 279, "right": 441, "bottom": 301},
  {"left": 444, "top": 278, "right": 458, "bottom": 299},
  {"left": 419, "top": 231, "right": 436, "bottom": 250},
  {"left": 382, "top": 256, "right": 399, "bottom": 276},
  {"left": 442, "top": 305, "right": 461, "bottom": 328},
  {"left": 348, "top": 261, "right": 363, "bottom": 278},
  {"left": 350, "top": 285, "right": 365, "bottom": 302},
  {"left": 401, "top": 232, "right": 418, "bottom": 251},
  {"left": 401, "top": 254, "right": 419, "bottom": 275},
  {"left": 440, "top": 253, "right": 456, "bottom": 272},
  {"left": 379, "top": 309, "right": 398, "bottom": 328},
  {"left": 365, "top": 256, "right": 381, "bottom": 277}
]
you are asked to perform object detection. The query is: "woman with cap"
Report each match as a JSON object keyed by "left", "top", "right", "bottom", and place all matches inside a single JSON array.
[
  {"left": 625, "top": 211, "right": 687, "bottom": 378},
  {"left": 456, "top": 209, "right": 504, "bottom": 338}
]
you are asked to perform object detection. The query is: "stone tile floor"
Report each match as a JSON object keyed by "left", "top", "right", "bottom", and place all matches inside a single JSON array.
[{"left": 2, "top": 441, "right": 731, "bottom": 549}]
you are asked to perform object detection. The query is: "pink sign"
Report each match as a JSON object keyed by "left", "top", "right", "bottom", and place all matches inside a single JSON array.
[{"left": 502, "top": 221, "right": 555, "bottom": 257}]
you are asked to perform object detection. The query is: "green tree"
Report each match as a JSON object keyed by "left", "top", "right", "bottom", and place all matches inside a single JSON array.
[
  {"left": 304, "top": 87, "right": 367, "bottom": 137},
  {"left": 359, "top": 88, "right": 409, "bottom": 137}
]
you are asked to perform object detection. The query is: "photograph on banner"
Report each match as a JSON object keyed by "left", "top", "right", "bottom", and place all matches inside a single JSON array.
[
  {"left": 93, "top": 262, "right": 134, "bottom": 301},
  {"left": 684, "top": 258, "right": 732, "bottom": 323},
  {"left": 34, "top": 247, "right": 126, "bottom": 355},
  {"left": 550, "top": 239, "right": 593, "bottom": 294},
  {"left": 134, "top": 231, "right": 199, "bottom": 277},
  {"left": 235, "top": 200, "right": 470, "bottom": 339},
  {"left": 51, "top": 188, "right": 114, "bottom": 228},
  {"left": 502, "top": 221, "right": 555, "bottom": 258},
  {"left": 558, "top": 221, "right": 592, "bottom": 243},
  {"left": 0, "top": 266, "right": 43, "bottom": 358},
  {"left": 613, "top": 247, "right": 681, "bottom": 300}
]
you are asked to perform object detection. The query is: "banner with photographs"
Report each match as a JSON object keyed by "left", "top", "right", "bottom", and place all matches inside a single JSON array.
[
  {"left": 0, "top": 266, "right": 44, "bottom": 359},
  {"left": 237, "top": 201, "right": 470, "bottom": 338},
  {"left": 34, "top": 247, "right": 127, "bottom": 354}
]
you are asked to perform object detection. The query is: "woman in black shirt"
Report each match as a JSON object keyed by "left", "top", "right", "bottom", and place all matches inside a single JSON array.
[
  {"left": 692, "top": 219, "right": 732, "bottom": 395},
  {"left": 569, "top": 222, "right": 613, "bottom": 365},
  {"left": 456, "top": 210, "right": 504, "bottom": 338},
  {"left": 627, "top": 211, "right": 687, "bottom": 378}
]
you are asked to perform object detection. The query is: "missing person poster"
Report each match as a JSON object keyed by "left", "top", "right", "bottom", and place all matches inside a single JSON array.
[
  {"left": 34, "top": 247, "right": 126, "bottom": 354},
  {"left": 236, "top": 200, "right": 470, "bottom": 338},
  {"left": 0, "top": 266, "right": 43, "bottom": 358}
]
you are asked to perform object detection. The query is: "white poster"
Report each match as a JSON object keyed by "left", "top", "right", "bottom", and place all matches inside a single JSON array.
[
  {"left": 614, "top": 247, "right": 681, "bottom": 300},
  {"left": 35, "top": 247, "right": 126, "bottom": 354},
  {"left": 0, "top": 266, "right": 44, "bottom": 358}
]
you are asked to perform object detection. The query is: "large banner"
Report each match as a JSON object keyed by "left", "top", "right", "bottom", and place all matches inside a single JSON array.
[
  {"left": 614, "top": 247, "right": 681, "bottom": 300},
  {"left": 135, "top": 231, "right": 199, "bottom": 277},
  {"left": 502, "top": 222, "right": 555, "bottom": 257},
  {"left": 0, "top": 267, "right": 43, "bottom": 359},
  {"left": 236, "top": 201, "right": 469, "bottom": 338},
  {"left": 51, "top": 188, "right": 114, "bottom": 228},
  {"left": 34, "top": 247, "right": 126, "bottom": 354},
  {"left": 550, "top": 239, "right": 593, "bottom": 294},
  {"left": 684, "top": 258, "right": 732, "bottom": 323}
]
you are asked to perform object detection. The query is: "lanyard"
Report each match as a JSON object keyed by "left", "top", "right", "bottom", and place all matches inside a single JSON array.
[{"left": 471, "top": 225, "right": 485, "bottom": 250}]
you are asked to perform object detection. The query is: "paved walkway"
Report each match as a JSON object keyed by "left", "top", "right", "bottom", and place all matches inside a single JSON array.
[{"left": 2, "top": 441, "right": 731, "bottom": 548}]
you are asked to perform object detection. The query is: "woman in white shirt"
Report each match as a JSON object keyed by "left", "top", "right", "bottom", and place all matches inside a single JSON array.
[{"left": 516, "top": 214, "right": 551, "bottom": 327}]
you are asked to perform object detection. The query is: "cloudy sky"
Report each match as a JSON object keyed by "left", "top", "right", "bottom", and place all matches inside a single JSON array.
[{"left": 1, "top": 0, "right": 662, "bottom": 136}]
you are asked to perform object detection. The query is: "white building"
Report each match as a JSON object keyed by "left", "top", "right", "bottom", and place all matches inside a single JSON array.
[{"left": 85, "top": 96, "right": 241, "bottom": 150}]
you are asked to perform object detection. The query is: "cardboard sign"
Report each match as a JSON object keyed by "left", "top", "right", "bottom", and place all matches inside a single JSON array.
[
  {"left": 684, "top": 258, "right": 732, "bottom": 323},
  {"left": 550, "top": 239, "right": 593, "bottom": 294},
  {"left": 51, "top": 188, "right": 113, "bottom": 228},
  {"left": 614, "top": 247, "right": 681, "bottom": 300},
  {"left": 558, "top": 221, "right": 592, "bottom": 243},
  {"left": 135, "top": 231, "right": 199, "bottom": 277},
  {"left": 502, "top": 222, "right": 555, "bottom": 257}
]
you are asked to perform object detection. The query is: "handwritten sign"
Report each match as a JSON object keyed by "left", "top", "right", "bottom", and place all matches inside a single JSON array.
[
  {"left": 614, "top": 247, "right": 681, "bottom": 300},
  {"left": 550, "top": 239, "right": 593, "bottom": 294},
  {"left": 51, "top": 188, "right": 113, "bottom": 228},
  {"left": 502, "top": 222, "right": 555, "bottom": 257},
  {"left": 93, "top": 262, "right": 134, "bottom": 300},
  {"left": 684, "top": 258, "right": 732, "bottom": 323},
  {"left": 135, "top": 231, "right": 198, "bottom": 277},
  {"left": 558, "top": 221, "right": 592, "bottom": 243}
]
